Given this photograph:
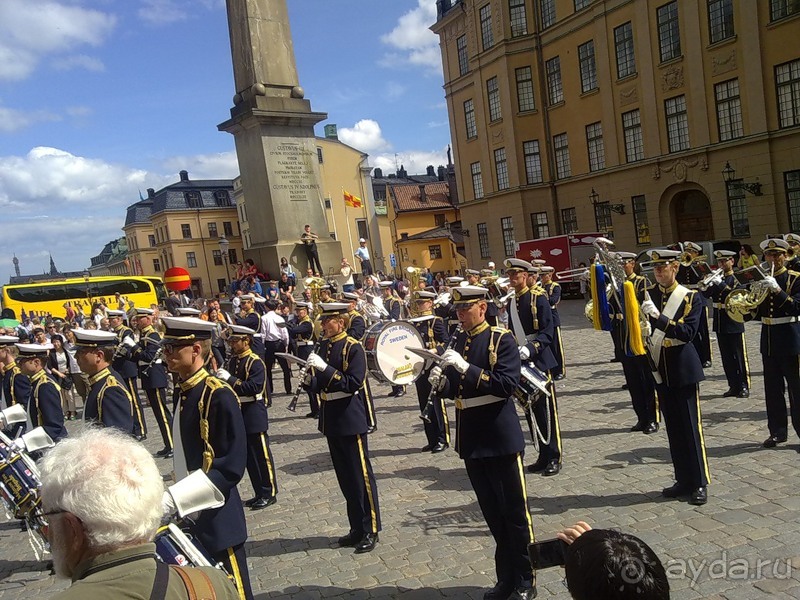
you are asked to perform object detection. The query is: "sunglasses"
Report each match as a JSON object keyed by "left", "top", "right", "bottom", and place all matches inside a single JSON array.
[{"left": 163, "top": 342, "right": 195, "bottom": 354}]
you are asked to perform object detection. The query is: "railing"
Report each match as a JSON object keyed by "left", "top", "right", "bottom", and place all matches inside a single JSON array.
[{"left": 436, "top": 0, "right": 462, "bottom": 20}]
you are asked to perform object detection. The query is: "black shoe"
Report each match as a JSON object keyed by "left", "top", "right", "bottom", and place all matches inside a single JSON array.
[
  {"left": 421, "top": 444, "right": 433, "bottom": 452},
  {"left": 526, "top": 460, "right": 547, "bottom": 473},
  {"left": 155, "top": 447, "right": 171, "bottom": 457},
  {"left": 484, "top": 582, "right": 513, "bottom": 600},
  {"left": 643, "top": 422, "right": 659, "bottom": 435},
  {"left": 354, "top": 532, "right": 379, "bottom": 553},
  {"left": 366, "top": 425, "right": 377, "bottom": 434},
  {"left": 621, "top": 383, "right": 629, "bottom": 390},
  {"left": 610, "top": 357, "right": 620, "bottom": 363},
  {"left": 722, "top": 388, "right": 737, "bottom": 398},
  {"left": 305, "top": 412, "right": 319, "bottom": 419},
  {"left": 387, "top": 390, "right": 398, "bottom": 397},
  {"left": 136, "top": 434, "right": 147, "bottom": 442},
  {"left": 554, "top": 374, "right": 565, "bottom": 381},
  {"left": 337, "top": 530, "right": 362, "bottom": 547},
  {"left": 250, "top": 496, "right": 277, "bottom": 510},
  {"left": 243, "top": 497, "right": 258, "bottom": 507},
  {"left": 630, "top": 422, "right": 645, "bottom": 432},
  {"left": 690, "top": 487, "right": 708, "bottom": 506},
  {"left": 162, "top": 450, "right": 174, "bottom": 459},
  {"left": 395, "top": 388, "right": 406, "bottom": 397},
  {"left": 763, "top": 434, "right": 787, "bottom": 448},
  {"left": 738, "top": 388, "right": 750, "bottom": 398},
  {"left": 543, "top": 460, "right": 561, "bottom": 476},
  {"left": 431, "top": 441, "right": 449, "bottom": 453},
  {"left": 702, "top": 361, "right": 712, "bottom": 368},
  {"left": 662, "top": 483, "right": 690, "bottom": 498},
  {"left": 508, "top": 585, "right": 538, "bottom": 600}
]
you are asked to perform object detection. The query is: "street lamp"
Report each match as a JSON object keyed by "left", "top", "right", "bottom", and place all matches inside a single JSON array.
[
  {"left": 590, "top": 188, "right": 626, "bottom": 215},
  {"left": 722, "top": 161, "right": 763, "bottom": 196},
  {"left": 218, "top": 236, "right": 230, "bottom": 295}
]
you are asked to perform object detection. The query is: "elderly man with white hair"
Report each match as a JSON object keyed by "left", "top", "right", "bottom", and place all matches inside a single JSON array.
[{"left": 39, "top": 428, "right": 238, "bottom": 599}]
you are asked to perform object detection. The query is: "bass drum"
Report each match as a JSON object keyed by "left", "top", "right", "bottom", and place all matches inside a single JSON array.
[
  {"left": 363, "top": 321, "right": 425, "bottom": 385},
  {"left": 155, "top": 523, "right": 223, "bottom": 569}
]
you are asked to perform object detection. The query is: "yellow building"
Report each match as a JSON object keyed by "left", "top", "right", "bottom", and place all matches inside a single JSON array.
[
  {"left": 123, "top": 171, "right": 243, "bottom": 298},
  {"left": 389, "top": 181, "right": 466, "bottom": 274},
  {"left": 432, "top": 0, "right": 800, "bottom": 263}
]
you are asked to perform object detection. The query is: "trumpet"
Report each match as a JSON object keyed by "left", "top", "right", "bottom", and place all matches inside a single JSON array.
[
  {"left": 679, "top": 251, "right": 708, "bottom": 267},
  {"left": 555, "top": 266, "right": 590, "bottom": 279},
  {"left": 698, "top": 268, "right": 725, "bottom": 290}
]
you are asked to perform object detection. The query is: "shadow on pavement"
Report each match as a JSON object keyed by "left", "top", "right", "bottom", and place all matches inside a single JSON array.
[
  {"left": 560, "top": 426, "right": 623, "bottom": 439},
  {"left": 255, "top": 584, "right": 487, "bottom": 599},
  {"left": 531, "top": 491, "right": 660, "bottom": 514},
  {"left": 246, "top": 536, "right": 336, "bottom": 558}
]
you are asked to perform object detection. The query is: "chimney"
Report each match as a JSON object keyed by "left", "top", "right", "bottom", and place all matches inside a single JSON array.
[
  {"left": 437, "top": 165, "right": 445, "bottom": 181},
  {"left": 426, "top": 165, "right": 435, "bottom": 177},
  {"left": 419, "top": 184, "right": 427, "bottom": 203},
  {"left": 397, "top": 164, "right": 407, "bottom": 178},
  {"left": 147, "top": 188, "right": 155, "bottom": 199},
  {"left": 373, "top": 167, "right": 383, "bottom": 179},
  {"left": 179, "top": 170, "right": 189, "bottom": 182},
  {"left": 324, "top": 124, "right": 338, "bottom": 140}
]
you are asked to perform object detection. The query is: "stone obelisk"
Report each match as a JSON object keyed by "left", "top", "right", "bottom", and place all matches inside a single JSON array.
[{"left": 218, "top": 0, "right": 341, "bottom": 275}]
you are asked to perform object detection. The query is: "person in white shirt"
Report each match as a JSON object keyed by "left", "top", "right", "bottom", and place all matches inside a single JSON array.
[
  {"left": 261, "top": 299, "right": 292, "bottom": 395},
  {"left": 354, "top": 239, "right": 373, "bottom": 276}
]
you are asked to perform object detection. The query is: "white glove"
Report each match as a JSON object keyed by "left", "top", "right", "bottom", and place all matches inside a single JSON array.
[
  {"left": 307, "top": 353, "right": 328, "bottom": 371},
  {"left": 11, "top": 438, "right": 26, "bottom": 451},
  {"left": 519, "top": 345, "right": 531, "bottom": 361},
  {"left": 763, "top": 276, "right": 780, "bottom": 293},
  {"left": 428, "top": 365, "right": 444, "bottom": 389},
  {"left": 162, "top": 490, "right": 176, "bottom": 516},
  {"left": 215, "top": 368, "right": 232, "bottom": 382},
  {"left": 641, "top": 299, "right": 660, "bottom": 318},
  {"left": 441, "top": 349, "right": 469, "bottom": 374},
  {"left": 122, "top": 337, "right": 137, "bottom": 348}
]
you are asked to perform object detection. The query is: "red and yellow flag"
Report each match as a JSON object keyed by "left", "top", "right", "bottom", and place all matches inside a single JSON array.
[{"left": 344, "top": 190, "right": 363, "bottom": 209}]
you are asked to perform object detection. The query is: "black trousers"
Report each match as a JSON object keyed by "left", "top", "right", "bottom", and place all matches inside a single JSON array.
[
  {"left": 264, "top": 340, "right": 292, "bottom": 395},
  {"left": 124, "top": 377, "right": 147, "bottom": 438},
  {"left": 692, "top": 304, "right": 712, "bottom": 364},
  {"left": 657, "top": 383, "right": 710, "bottom": 488},
  {"left": 327, "top": 433, "right": 381, "bottom": 536},
  {"left": 414, "top": 374, "right": 449, "bottom": 446},
  {"left": 532, "top": 379, "right": 561, "bottom": 464},
  {"left": 214, "top": 543, "right": 253, "bottom": 600},
  {"left": 245, "top": 431, "right": 277, "bottom": 499},
  {"left": 551, "top": 325, "right": 566, "bottom": 378},
  {"left": 145, "top": 387, "right": 172, "bottom": 450},
  {"left": 621, "top": 354, "right": 658, "bottom": 425},
  {"left": 763, "top": 354, "right": 800, "bottom": 439},
  {"left": 296, "top": 343, "right": 318, "bottom": 414},
  {"left": 304, "top": 246, "right": 323, "bottom": 275},
  {"left": 362, "top": 378, "right": 377, "bottom": 428},
  {"left": 718, "top": 332, "right": 750, "bottom": 392},
  {"left": 611, "top": 319, "right": 625, "bottom": 361},
  {"left": 465, "top": 453, "right": 534, "bottom": 590}
]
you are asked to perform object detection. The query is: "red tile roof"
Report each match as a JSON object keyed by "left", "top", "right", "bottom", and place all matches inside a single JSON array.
[{"left": 389, "top": 182, "right": 454, "bottom": 213}]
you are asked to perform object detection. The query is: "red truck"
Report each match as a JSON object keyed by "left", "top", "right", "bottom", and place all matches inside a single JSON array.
[{"left": 515, "top": 233, "right": 603, "bottom": 299}]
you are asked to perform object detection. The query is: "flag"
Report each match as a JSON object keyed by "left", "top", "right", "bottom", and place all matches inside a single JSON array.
[{"left": 344, "top": 190, "right": 362, "bottom": 209}]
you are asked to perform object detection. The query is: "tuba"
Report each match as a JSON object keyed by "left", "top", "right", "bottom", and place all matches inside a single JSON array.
[
  {"left": 725, "top": 262, "right": 773, "bottom": 323},
  {"left": 406, "top": 267, "right": 423, "bottom": 317}
]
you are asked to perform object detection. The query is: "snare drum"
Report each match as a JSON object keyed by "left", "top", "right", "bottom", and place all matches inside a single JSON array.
[
  {"left": 362, "top": 321, "right": 425, "bottom": 385},
  {"left": 0, "top": 435, "right": 41, "bottom": 519},
  {"left": 155, "top": 523, "right": 220, "bottom": 569},
  {"left": 514, "top": 363, "right": 550, "bottom": 408}
]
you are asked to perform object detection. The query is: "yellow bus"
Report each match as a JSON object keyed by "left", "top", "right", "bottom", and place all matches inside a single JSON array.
[{"left": 1, "top": 276, "right": 168, "bottom": 320}]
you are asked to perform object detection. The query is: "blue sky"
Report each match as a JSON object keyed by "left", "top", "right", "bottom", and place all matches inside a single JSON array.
[{"left": 0, "top": 0, "right": 449, "bottom": 283}]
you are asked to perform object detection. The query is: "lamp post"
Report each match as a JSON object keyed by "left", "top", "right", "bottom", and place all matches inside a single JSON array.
[
  {"left": 218, "top": 236, "right": 230, "bottom": 296},
  {"left": 722, "top": 161, "right": 763, "bottom": 196},
  {"left": 589, "top": 188, "right": 626, "bottom": 215}
]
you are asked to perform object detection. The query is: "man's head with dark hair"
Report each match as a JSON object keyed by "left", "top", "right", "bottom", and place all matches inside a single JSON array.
[
  {"left": 564, "top": 529, "right": 669, "bottom": 600},
  {"left": 265, "top": 299, "right": 279, "bottom": 311}
]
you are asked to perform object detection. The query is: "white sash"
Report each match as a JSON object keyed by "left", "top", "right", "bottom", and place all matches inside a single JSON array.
[
  {"left": 509, "top": 296, "right": 527, "bottom": 345},
  {"left": 172, "top": 396, "right": 187, "bottom": 481},
  {"left": 649, "top": 284, "right": 689, "bottom": 371}
]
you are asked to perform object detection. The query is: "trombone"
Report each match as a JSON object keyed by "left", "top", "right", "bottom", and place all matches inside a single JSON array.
[{"left": 554, "top": 266, "right": 589, "bottom": 279}]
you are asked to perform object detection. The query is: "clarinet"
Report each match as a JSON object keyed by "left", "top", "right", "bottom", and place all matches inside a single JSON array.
[
  {"left": 141, "top": 343, "right": 164, "bottom": 377},
  {"left": 420, "top": 325, "right": 462, "bottom": 423},
  {"left": 287, "top": 338, "right": 323, "bottom": 412}
]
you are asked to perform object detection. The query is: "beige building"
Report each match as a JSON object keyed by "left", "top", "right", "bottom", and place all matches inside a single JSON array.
[
  {"left": 432, "top": 0, "right": 800, "bottom": 264},
  {"left": 123, "top": 171, "right": 243, "bottom": 298}
]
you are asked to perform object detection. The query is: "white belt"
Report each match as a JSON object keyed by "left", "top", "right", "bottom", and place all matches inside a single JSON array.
[
  {"left": 138, "top": 360, "right": 162, "bottom": 366},
  {"left": 321, "top": 391, "right": 351, "bottom": 401},
  {"left": 297, "top": 341, "right": 314, "bottom": 346},
  {"left": 762, "top": 316, "right": 798, "bottom": 325},
  {"left": 661, "top": 339, "right": 686, "bottom": 348},
  {"left": 239, "top": 395, "right": 264, "bottom": 403},
  {"left": 455, "top": 395, "right": 504, "bottom": 410},
  {"left": 712, "top": 302, "right": 724, "bottom": 309}
]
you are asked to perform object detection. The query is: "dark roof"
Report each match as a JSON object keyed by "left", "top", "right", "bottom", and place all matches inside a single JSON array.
[
  {"left": 389, "top": 181, "right": 454, "bottom": 213},
  {"left": 8, "top": 271, "right": 86, "bottom": 285},
  {"left": 125, "top": 199, "right": 154, "bottom": 226},
  {"left": 124, "top": 173, "right": 234, "bottom": 226},
  {"left": 398, "top": 225, "right": 464, "bottom": 245}
]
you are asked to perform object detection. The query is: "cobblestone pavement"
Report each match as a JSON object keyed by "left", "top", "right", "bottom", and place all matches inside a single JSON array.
[{"left": 3, "top": 301, "right": 800, "bottom": 598}]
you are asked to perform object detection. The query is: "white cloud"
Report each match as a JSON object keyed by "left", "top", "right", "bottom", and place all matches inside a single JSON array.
[
  {"left": 338, "top": 119, "right": 391, "bottom": 154},
  {"left": 371, "top": 148, "right": 449, "bottom": 177},
  {"left": 137, "top": 0, "right": 188, "bottom": 25},
  {"left": 0, "top": 0, "right": 116, "bottom": 81},
  {"left": 379, "top": 0, "right": 441, "bottom": 74},
  {"left": 52, "top": 54, "right": 105, "bottom": 72},
  {"left": 385, "top": 82, "right": 407, "bottom": 101},
  {"left": 162, "top": 151, "right": 240, "bottom": 180},
  {"left": 0, "top": 106, "right": 60, "bottom": 133}
]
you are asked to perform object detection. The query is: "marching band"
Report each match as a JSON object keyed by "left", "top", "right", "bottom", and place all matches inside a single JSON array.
[{"left": 3, "top": 233, "right": 800, "bottom": 600}]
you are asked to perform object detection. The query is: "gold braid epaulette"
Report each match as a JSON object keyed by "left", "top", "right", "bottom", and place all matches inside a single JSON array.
[
  {"left": 530, "top": 286, "right": 546, "bottom": 296},
  {"left": 198, "top": 376, "right": 227, "bottom": 472}
]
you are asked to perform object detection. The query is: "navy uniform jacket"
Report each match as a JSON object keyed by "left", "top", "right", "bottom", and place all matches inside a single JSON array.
[
  {"left": 542, "top": 282, "right": 562, "bottom": 328},
  {"left": 647, "top": 283, "right": 705, "bottom": 387},
  {"left": 130, "top": 326, "right": 167, "bottom": 389},
  {"left": 347, "top": 311, "right": 367, "bottom": 340},
  {"left": 235, "top": 310, "right": 265, "bottom": 356},
  {"left": 507, "top": 287, "right": 557, "bottom": 372},
  {"left": 702, "top": 272, "right": 745, "bottom": 334},
  {"left": 226, "top": 350, "right": 268, "bottom": 434},
  {"left": 2, "top": 363, "right": 30, "bottom": 436},
  {"left": 84, "top": 367, "right": 135, "bottom": 434},
  {"left": 112, "top": 324, "right": 139, "bottom": 379},
  {"left": 413, "top": 313, "right": 449, "bottom": 353},
  {"left": 384, "top": 297, "right": 402, "bottom": 321},
  {"left": 29, "top": 370, "right": 68, "bottom": 442},
  {"left": 309, "top": 332, "right": 368, "bottom": 437},
  {"left": 745, "top": 267, "right": 800, "bottom": 356},
  {"left": 176, "top": 370, "right": 247, "bottom": 554},
  {"left": 439, "top": 321, "right": 523, "bottom": 459}
]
